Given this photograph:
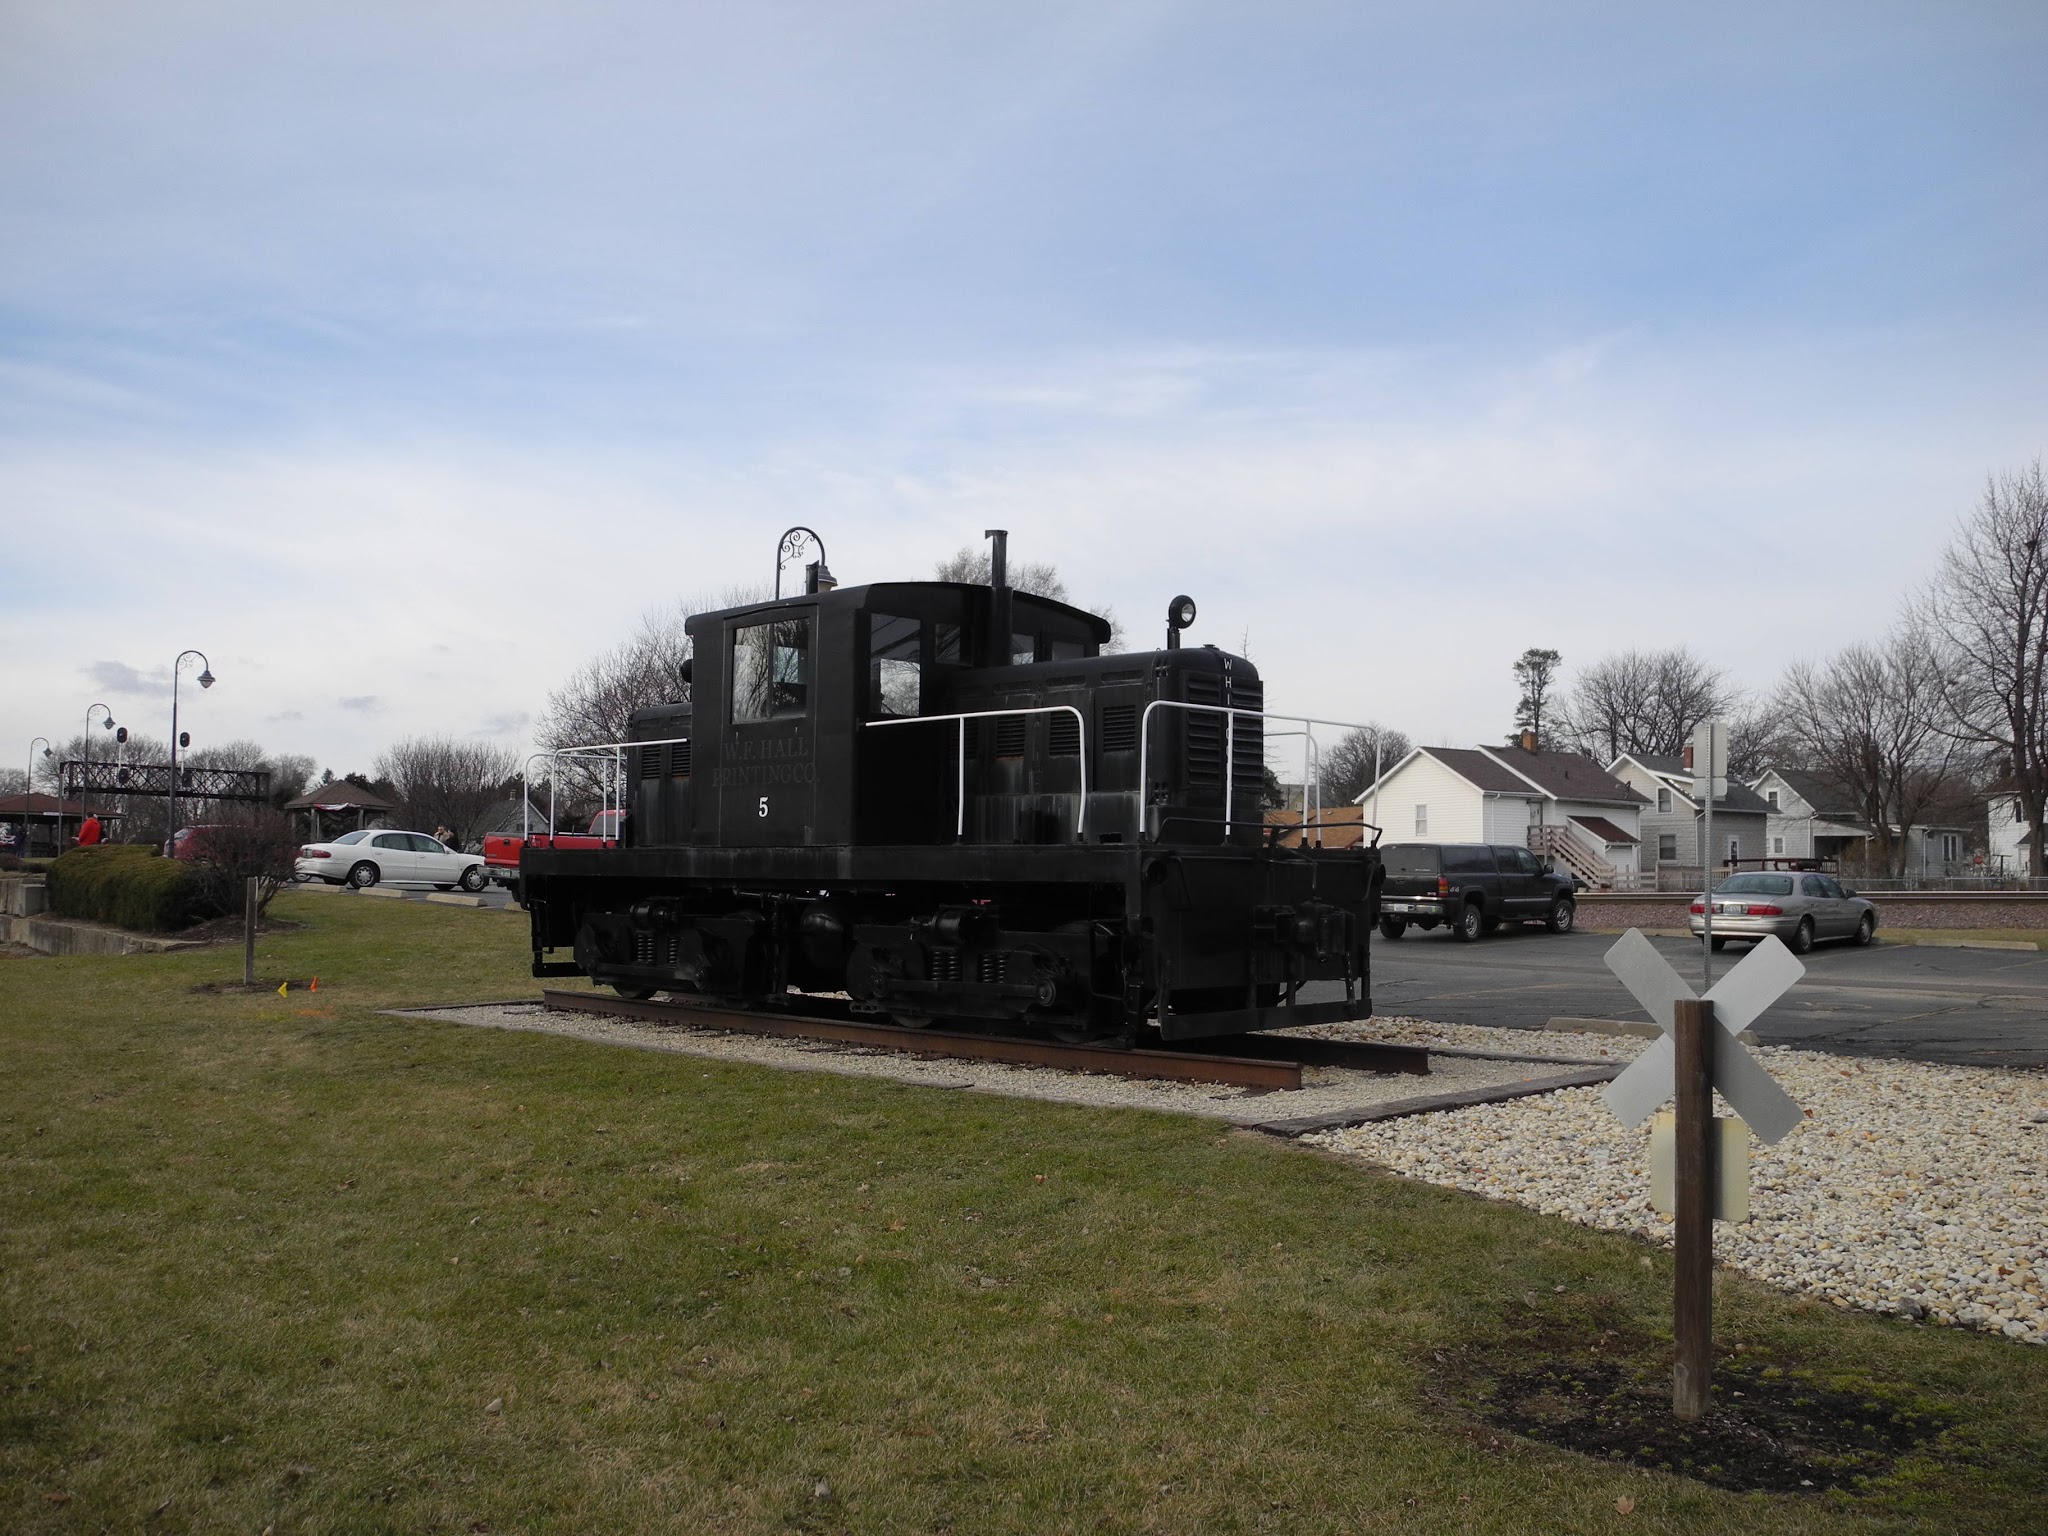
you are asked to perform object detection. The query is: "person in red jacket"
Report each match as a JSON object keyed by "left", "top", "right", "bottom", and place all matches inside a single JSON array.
[{"left": 76, "top": 814, "right": 103, "bottom": 847}]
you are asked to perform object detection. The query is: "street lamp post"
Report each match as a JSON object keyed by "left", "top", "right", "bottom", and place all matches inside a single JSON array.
[
  {"left": 167, "top": 650, "right": 215, "bottom": 855},
  {"left": 82, "top": 703, "right": 116, "bottom": 836},
  {"left": 774, "top": 527, "right": 833, "bottom": 598},
  {"left": 26, "top": 736, "right": 52, "bottom": 857}
]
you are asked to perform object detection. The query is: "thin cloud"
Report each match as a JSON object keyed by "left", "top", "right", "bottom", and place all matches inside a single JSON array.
[
  {"left": 477, "top": 711, "right": 531, "bottom": 737},
  {"left": 338, "top": 695, "right": 382, "bottom": 715},
  {"left": 84, "top": 660, "right": 166, "bottom": 695}
]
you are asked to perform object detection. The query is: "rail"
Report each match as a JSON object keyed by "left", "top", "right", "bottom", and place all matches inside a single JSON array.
[{"left": 864, "top": 705, "right": 1089, "bottom": 839}]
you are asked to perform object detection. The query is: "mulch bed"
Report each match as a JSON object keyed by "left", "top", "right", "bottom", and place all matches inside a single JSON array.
[{"left": 1439, "top": 1303, "right": 1958, "bottom": 1495}]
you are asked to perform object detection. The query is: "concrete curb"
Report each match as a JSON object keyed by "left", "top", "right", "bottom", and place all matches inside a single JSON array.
[
  {"left": 424, "top": 893, "right": 488, "bottom": 908},
  {"left": 1242, "top": 1066, "right": 1621, "bottom": 1137},
  {"left": 1546, "top": 1015, "right": 1757, "bottom": 1045},
  {"left": 1907, "top": 936, "right": 2042, "bottom": 952},
  {"left": 0, "top": 913, "right": 200, "bottom": 956}
]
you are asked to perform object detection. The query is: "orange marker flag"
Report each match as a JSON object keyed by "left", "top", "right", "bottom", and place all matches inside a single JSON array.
[{"left": 310, "top": 977, "right": 318, "bottom": 992}]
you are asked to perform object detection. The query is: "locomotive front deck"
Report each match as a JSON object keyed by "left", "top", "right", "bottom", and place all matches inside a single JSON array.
[{"left": 523, "top": 543, "right": 1384, "bottom": 1042}]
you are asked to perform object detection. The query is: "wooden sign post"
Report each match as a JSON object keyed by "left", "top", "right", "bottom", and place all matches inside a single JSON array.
[
  {"left": 1601, "top": 931, "right": 1808, "bottom": 1422},
  {"left": 1670, "top": 997, "right": 1715, "bottom": 1419},
  {"left": 243, "top": 876, "right": 258, "bottom": 988}
]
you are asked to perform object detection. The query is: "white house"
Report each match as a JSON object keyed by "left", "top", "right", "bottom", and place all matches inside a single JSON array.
[
  {"left": 1358, "top": 739, "right": 1647, "bottom": 889},
  {"left": 1989, "top": 791, "right": 2031, "bottom": 874}
]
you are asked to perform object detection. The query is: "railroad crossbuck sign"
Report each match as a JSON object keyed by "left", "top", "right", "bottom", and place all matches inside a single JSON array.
[{"left": 1601, "top": 929, "right": 1806, "bottom": 1145}]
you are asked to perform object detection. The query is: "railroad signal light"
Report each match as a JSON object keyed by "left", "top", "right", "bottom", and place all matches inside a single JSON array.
[
  {"left": 179, "top": 731, "right": 191, "bottom": 748},
  {"left": 115, "top": 727, "right": 128, "bottom": 743}
]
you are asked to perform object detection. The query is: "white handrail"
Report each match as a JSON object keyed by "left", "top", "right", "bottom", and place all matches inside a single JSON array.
[
  {"left": 1136, "top": 701, "right": 1375, "bottom": 845},
  {"left": 864, "top": 705, "right": 1089, "bottom": 839},
  {"left": 539, "top": 735, "right": 693, "bottom": 837}
]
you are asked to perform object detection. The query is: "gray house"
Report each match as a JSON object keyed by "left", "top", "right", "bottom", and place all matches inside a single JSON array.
[
  {"left": 1609, "top": 751, "right": 1771, "bottom": 876},
  {"left": 1753, "top": 768, "right": 1872, "bottom": 864},
  {"left": 1755, "top": 767, "right": 1970, "bottom": 878}
]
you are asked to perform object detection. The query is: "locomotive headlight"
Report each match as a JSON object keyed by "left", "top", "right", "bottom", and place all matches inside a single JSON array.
[{"left": 1168, "top": 595, "right": 1197, "bottom": 630}]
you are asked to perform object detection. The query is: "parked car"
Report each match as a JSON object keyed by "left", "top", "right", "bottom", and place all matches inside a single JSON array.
[
  {"left": 170, "top": 825, "right": 225, "bottom": 860},
  {"left": 295, "top": 828, "right": 489, "bottom": 892},
  {"left": 481, "top": 809, "right": 622, "bottom": 892},
  {"left": 1689, "top": 871, "right": 1876, "bottom": 955},
  {"left": 1376, "top": 842, "right": 1577, "bottom": 941}
]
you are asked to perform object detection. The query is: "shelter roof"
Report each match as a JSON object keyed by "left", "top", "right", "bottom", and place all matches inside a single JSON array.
[
  {"left": 283, "top": 782, "right": 394, "bottom": 812},
  {"left": 0, "top": 793, "right": 90, "bottom": 817}
]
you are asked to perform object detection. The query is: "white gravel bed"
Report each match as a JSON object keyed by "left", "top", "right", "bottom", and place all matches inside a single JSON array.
[
  {"left": 1307, "top": 1039, "right": 2048, "bottom": 1345},
  {"left": 1299, "top": 1015, "right": 1652, "bottom": 1064},
  {"left": 404, "top": 1002, "right": 1567, "bottom": 1122}
]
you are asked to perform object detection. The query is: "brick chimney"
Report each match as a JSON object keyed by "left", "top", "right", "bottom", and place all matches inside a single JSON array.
[
  {"left": 1518, "top": 729, "right": 1538, "bottom": 753},
  {"left": 1682, "top": 743, "right": 1694, "bottom": 770}
]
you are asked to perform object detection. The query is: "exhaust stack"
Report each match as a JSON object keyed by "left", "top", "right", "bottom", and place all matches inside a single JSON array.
[{"left": 985, "top": 528, "right": 1013, "bottom": 666}]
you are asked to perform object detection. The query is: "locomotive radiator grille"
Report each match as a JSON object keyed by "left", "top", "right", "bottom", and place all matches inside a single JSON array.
[
  {"left": 1183, "top": 674, "right": 1225, "bottom": 786},
  {"left": 1100, "top": 703, "right": 1138, "bottom": 753},
  {"left": 667, "top": 740, "right": 692, "bottom": 777},
  {"left": 1229, "top": 678, "right": 1265, "bottom": 803}
]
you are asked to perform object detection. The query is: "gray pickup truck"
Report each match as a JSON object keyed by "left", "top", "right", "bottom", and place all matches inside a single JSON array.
[{"left": 1376, "top": 842, "right": 1577, "bottom": 942}]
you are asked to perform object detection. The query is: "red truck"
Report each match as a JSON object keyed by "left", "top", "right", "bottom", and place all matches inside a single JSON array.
[{"left": 482, "top": 810, "right": 622, "bottom": 894}]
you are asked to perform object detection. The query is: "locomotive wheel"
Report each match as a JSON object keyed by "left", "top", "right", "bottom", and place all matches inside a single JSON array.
[
  {"left": 613, "top": 983, "right": 659, "bottom": 1001},
  {"left": 889, "top": 1012, "right": 936, "bottom": 1029}
]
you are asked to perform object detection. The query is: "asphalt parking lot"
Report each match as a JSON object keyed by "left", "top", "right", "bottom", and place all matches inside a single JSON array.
[{"left": 1335, "top": 927, "right": 2048, "bottom": 1068}]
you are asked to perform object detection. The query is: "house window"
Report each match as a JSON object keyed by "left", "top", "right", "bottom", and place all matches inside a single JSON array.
[
  {"left": 1657, "top": 788, "right": 1672, "bottom": 814},
  {"left": 1766, "top": 789, "right": 1779, "bottom": 810},
  {"left": 1943, "top": 834, "right": 1962, "bottom": 862},
  {"left": 1772, "top": 836, "right": 1785, "bottom": 855},
  {"left": 1658, "top": 833, "right": 1677, "bottom": 862},
  {"left": 1414, "top": 804, "right": 1428, "bottom": 836}
]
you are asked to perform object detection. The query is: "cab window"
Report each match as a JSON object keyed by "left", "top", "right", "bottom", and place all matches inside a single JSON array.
[
  {"left": 732, "top": 617, "right": 812, "bottom": 722},
  {"left": 1011, "top": 631, "right": 1039, "bottom": 665},
  {"left": 870, "top": 614, "right": 922, "bottom": 717}
]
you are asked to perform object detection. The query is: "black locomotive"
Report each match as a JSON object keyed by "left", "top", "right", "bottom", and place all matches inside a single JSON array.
[{"left": 523, "top": 536, "right": 1382, "bottom": 1042}]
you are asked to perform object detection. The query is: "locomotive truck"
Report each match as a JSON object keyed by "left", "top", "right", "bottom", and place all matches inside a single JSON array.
[{"left": 522, "top": 536, "right": 1384, "bottom": 1043}]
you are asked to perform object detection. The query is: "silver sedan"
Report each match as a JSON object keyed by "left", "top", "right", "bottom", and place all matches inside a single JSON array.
[{"left": 1688, "top": 870, "right": 1878, "bottom": 955}]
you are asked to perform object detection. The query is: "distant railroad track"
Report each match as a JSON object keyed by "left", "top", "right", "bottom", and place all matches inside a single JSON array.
[
  {"left": 539, "top": 989, "right": 1431, "bottom": 1090},
  {"left": 1580, "top": 890, "right": 2048, "bottom": 905}
]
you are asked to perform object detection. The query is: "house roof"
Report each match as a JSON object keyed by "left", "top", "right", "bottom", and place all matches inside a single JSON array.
[
  {"left": 1762, "top": 768, "right": 1862, "bottom": 818},
  {"left": 1569, "top": 814, "right": 1640, "bottom": 845},
  {"left": 1424, "top": 747, "right": 1542, "bottom": 794},
  {"left": 1482, "top": 745, "right": 1647, "bottom": 807},
  {"left": 283, "top": 782, "right": 394, "bottom": 812},
  {"left": 1613, "top": 752, "right": 1772, "bottom": 816}
]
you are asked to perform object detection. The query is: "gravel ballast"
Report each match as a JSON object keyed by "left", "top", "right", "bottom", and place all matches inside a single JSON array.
[{"left": 1304, "top": 1021, "right": 2047, "bottom": 1345}]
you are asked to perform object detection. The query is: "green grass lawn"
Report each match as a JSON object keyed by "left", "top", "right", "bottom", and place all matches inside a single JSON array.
[{"left": 3, "top": 893, "right": 2043, "bottom": 1533}]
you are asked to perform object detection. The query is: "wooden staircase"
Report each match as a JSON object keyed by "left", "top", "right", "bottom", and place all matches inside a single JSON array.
[{"left": 1530, "top": 824, "right": 1639, "bottom": 891}]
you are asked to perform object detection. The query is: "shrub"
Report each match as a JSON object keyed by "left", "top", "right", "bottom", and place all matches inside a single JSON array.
[
  {"left": 181, "top": 809, "right": 302, "bottom": 917},
  {"left": 46, "top": 845, "right": 214, "bottom": 933}
]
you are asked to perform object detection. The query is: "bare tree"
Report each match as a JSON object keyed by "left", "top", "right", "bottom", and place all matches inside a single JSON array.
[
  {"left": 1510, "top": 648, "right": 1562, "bottom": 743},
  {"left": 185, "top": 739, "right": 317, "bottom": 809},
  {"left": 1920, "top": 460, "right": 2048, "bottom": 874},
  {"left": 933, "top": 546, "right": 1123, "bottom": 649},
  {"left": 1775, "top": 630, "right": 1961, "bottom": 877},
  {"left": 183, "top": 805, "right": 303, "bottom": 916},
  {"left": 1321, "top": 724, "right": 1413, "bottom": 804},
  {"left": 1555, "top": 648, "right": 1738, "bottom": 763},
  {"left": 373, "top": 736, "right": 521, "bottom": 844},
  {"left": 534, "top": 585, "right": 767, "bottom": 805}
]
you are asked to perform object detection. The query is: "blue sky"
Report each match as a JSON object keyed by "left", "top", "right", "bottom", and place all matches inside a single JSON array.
[{"left": 3, "top": 0, "right": 2043, "bottom": 775}]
